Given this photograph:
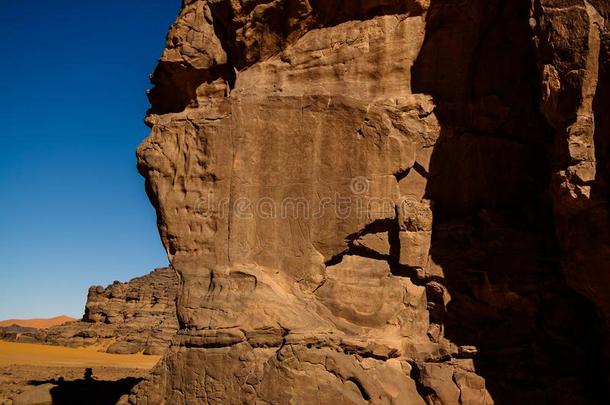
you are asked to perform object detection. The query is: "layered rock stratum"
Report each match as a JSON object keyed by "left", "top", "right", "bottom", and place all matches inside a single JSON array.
[
  {"left": 128, "top": 0, "right": 609, "bottom": 404},
  {"left": 0, "top": 268, "right": 179, "bottom": 355}
]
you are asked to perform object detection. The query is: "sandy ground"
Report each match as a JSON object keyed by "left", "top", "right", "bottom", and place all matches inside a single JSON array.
[
  {"left": 0, "top": 342, "right": 160, "bottom": 404},
  {"left": 0, "top": 316, "right": 76, "bottom": 329},
  {"left": 0, "top": 342, "right": 160, "bottom": 369}
]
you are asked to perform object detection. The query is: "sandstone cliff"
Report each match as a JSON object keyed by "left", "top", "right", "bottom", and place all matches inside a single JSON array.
[
  {"left": 0, "top": 268, "right": 179, "bottom": 355},
  {"left": 130, "top": 0, "right": 610, "bottom": 404}
]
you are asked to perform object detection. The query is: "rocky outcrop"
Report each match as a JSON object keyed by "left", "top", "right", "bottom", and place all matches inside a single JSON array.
[
  {"left": 131, "top": 0, "right": 609, "bottom": 403},
  {"left": 0, "top": 325, "right": 41, "bottom": 344},
  {"left": 412, "top": 0, "right": 609, "bottom": 401},
  {"left": 534, "top": 0, "right": 610, "bottom": 331},
  {"left": 78, "top": 267, "right": 179, "bottom": 355},
  {"left": 53, "top": 267, "right": 179, "bottom": 355},
  {"left": 1, "top": 268, "right": 179, "bottom": 355}
]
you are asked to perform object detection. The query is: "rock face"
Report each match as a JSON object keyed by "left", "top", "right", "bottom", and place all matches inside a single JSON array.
[
  {"left": 79, "top": 267, "right": 179, "bottom": 355},
  {"left": 132, "top": 0, "right": 609, "bottom": 403},
  {"left": 0, "top": 325, "right": 41, "bottom": 345},
  {"left": 12, "top": 383, "right": 54, "bottom": 405},
  {"left": 1, "top": 268, "right": 179, "bottom": 355},
  {"left": 535, "top": 0, "right": 610, "bottom": 331}
]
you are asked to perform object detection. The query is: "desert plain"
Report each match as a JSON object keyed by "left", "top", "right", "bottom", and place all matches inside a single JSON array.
[{"left": 0, "top": 341, "right": 159, "bottom": 404}]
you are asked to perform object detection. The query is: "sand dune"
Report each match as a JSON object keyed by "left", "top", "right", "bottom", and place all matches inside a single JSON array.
[{"left": 0, "top": 315, "right": 77, "bottom": 329}]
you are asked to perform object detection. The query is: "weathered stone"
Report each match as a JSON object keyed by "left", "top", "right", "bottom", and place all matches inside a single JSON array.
[
  {"left": 12, "top": 383, "right": 54, "bottom": 405},
  {"left": 397, "top": 198, "right": 433, "bottom": 232},
  {"left": 399, "top": 168, "right": 428, "bottom": 200},
  {"left": 352, "top": 232, "right": 391, "bottom": 256},
  {"left": 399, "top": 231, "right": 432, "bottom": 268},
  {"left": 315, "top": 255, "right": 427, "bottom": 334},
  {"left": 131, "top": 1, "right": 461, "bottom": 401},
  {"left": 123, "top": 0, "right": 610, "bottom": 403},
  {"left": 534, "top": 0, "right": 610, "bottom": 327}
]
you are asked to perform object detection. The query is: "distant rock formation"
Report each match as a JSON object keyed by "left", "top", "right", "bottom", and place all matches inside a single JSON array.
[
  {"left": 0, "top": 268, "right": 179, "bottom": 355},
  {"left": 0, "top": 325, "right": 41, "bottom": 344}
]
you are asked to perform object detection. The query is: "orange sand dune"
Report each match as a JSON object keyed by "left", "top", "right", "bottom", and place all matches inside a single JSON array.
[
  {"left": 0, "top": 315, "right": 77, "bottom": 329},
  {"left": 0, "top": 341, "right": 160, "bottom": 369}
]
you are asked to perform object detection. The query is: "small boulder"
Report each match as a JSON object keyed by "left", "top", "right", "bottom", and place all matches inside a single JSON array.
[{"left": 13, "top": 383, "right": 55, "bottom": 405}]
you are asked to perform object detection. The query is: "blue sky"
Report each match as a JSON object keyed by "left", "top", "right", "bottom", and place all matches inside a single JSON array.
[{"left": 0, "top": 1, "right": 180, "bottom": 319}]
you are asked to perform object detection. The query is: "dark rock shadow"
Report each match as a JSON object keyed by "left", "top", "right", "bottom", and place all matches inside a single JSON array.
[
  {"left": 412, "top": 0, "right": 606, "bottom": 403},
  {"left": 28, "top": 371, "right": 141, "bottom": 405}
]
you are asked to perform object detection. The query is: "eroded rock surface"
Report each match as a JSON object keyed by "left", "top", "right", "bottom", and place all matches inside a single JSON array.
[
  {"left": 131, "top": 0, "right": 609, "bottom": 403},
  {"left": 534, "top": 0, "right": 610, "bottom": 329}
]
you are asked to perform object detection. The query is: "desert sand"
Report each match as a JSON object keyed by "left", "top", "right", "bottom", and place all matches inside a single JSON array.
[
  {"left": 0, "top": 316, "right": 76, "bottom": 329},
  {"left": 0, "top": 341, "right": 159, "bottom": 369},
  {"left": 0, "top": 342, "right": 159, "bottom": 403}
]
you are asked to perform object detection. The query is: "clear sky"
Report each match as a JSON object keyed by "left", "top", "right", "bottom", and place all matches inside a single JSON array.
[{"left": 0, "top": 0, "right": 180, "bottom": 319}]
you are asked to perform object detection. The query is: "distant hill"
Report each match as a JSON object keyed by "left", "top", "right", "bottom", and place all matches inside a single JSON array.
[{"left": 0, "top": 315, "right": 77, "bottom": 329}]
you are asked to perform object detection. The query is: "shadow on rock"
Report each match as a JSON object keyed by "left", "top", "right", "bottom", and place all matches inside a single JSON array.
[{"left": 412, "top": 0, "right": 607, "bottom": 403}]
